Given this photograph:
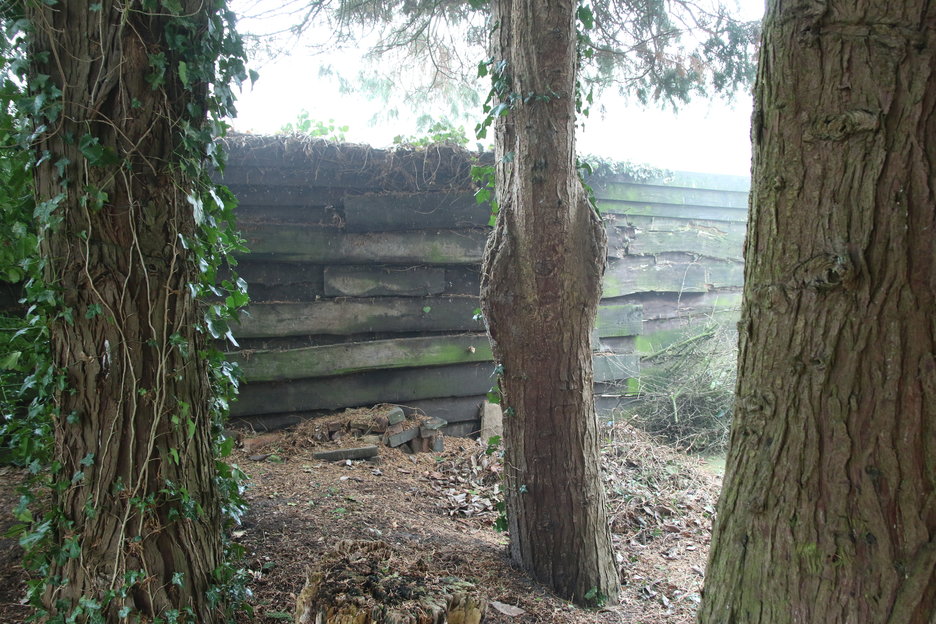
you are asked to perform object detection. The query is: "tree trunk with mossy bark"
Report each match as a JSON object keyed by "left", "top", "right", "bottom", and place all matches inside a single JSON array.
[
  {"left": 699, "top": 1, "right": 936, "bottom": 622},
  {"left": 479, "top": 0, "right": 620, "bottom": 607},
  {"left": 29, "top": 1, "right": 228, "bottom": 621}
]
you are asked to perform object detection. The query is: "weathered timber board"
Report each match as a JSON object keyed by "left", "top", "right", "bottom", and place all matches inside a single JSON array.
[
  {"left": 627, "top": 228, "right": 745, "bottom": 261},
  {"left": 594, "top": 182, "right": 749, "bottom": 208},
  {"left": 596, "top": 200, "right": 748, "bottom": 223},
  {"left": 234, "top": 335, "right": 636, "bottom": 384},
  {"left": 220, "top": 165, "right": 380, "bottom": 191},
  {"left": 444, "top": 267, "right": 482, "bottom": 296},
  {"left": 233, "top": 297, "right": 484, "bottom": 338},
  {"left": 246, "top": 282, "right": 326, "bottom": 303},
  {"left": 236, "top": 263, "right": 480, "bottom": 301},
  {"left": 324, "top": 266, "right": 447, "bottom": 297},
  {"left": 593, "top": 353, "right": 640, "bottom": 382},
  {"left": 221, "top": 138, "right": 483, "bottom": 191},
  {"left": 234, "top": 205, "right": 341, "bottom": 226},
  {"left": 603, "top": 257, "right": 708, "bottom": 297},
  {"left": 237, "top": 261, "right": 325, "bottom": 287},
  {"left": 402, "top": 396, "right": 487, "bottom": 424},
  {"left": 235, "top": 261, "right": 325, "bottom": 302},
  {"left": 602, "top": 255, "right": 744, "bottom": 297},
  {"left": 230, "top": 362, "right": 495, "bottom": 417},
  {"left": 612, "top": 214, "right": 748, "bottom": 236},
  {"left": 233, "top": 334, "right": 494, "bottom": 382},
  {"left": 239, "top": 224, "right": 487, "bottom": 264},
  {"left": 224, "top": 183, "right": 346, "bottom": 207},
  {"left": 590, "top": 171, "right": 750, "bottom": 193},
  {"left": 595, "top": 393, "right": 639, "bottom": 415},
  {"left": 220, "top": 156, "right": 476, "bottom": 192},
  {"left": 622, "top": 291, "right": 743, "bottom": 321},
  {"left": 344, "top": 191, "right": 491, "bottom": 231},
  {"left": 595, "top": 336, "right": 637, "bottom": 354},
  {"left": 442, "top": 421, "right": 481, "bottom": 438},
  {"left": 703, "top": 261, "right": 745, "bottom": 288},
  {"left": 636, "top": 171, "right": 750, "bottom": 192},
  {"left": 235, "top": 297, "right": 649, "bottom": 340},
  {"left": 594, "top": 304, "right": 643, "bottom": 338},
  {"left": 636, "top": 311, "right": 740, "bottom": 356}
]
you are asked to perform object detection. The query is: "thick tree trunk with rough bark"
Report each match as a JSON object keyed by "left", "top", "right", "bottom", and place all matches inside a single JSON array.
[
  {"left": 699, "top": 2, "right": 936, "bottom": 623},
  {"left": 29, "top": 1, "right": 226, "bottom": 621},
  {"left": 480, "top": 0, "right": 619, "bottom": 607}
]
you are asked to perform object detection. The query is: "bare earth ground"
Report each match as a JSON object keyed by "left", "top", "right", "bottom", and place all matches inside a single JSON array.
[{"left": 0, "top": 408, "right": 721, "bottom": 623}]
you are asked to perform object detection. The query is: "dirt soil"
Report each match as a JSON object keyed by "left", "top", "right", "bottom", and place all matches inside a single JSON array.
[{"left": 0, "top": 407, "right": 722, "bottom": 623}]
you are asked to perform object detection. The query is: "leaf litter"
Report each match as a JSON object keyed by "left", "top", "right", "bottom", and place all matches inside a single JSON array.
[{"left": 0, "top": 409, "right": 722, "bottom": 623}]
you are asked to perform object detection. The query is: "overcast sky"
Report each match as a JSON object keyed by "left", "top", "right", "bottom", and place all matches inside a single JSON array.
[{"left": 230, "top": 1, "right": 765, "bottom": 177}]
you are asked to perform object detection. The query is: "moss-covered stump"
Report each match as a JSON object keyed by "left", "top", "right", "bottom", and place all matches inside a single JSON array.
[{"left": 295, "top": 540, "right": 486, "bottom": 624}]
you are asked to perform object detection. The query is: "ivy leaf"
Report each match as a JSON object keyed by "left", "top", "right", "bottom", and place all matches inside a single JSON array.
[
  {"left": 577, "top": 5, "right": 594, "bottom": 30},
  {"left": 178, "top": 61, "right": 189, "bottom": 87},
  {"left": 0, "top": 351, "right": 21, "bottom": 370},
  {"left": 78, "top": 134, "right": 119, "bottom": 167}
]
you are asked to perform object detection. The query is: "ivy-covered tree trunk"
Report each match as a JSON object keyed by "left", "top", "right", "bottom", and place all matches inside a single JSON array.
[
  {"left": 480, "top": 0, "right": 620, "bottom": 607},
  {"left": 699, "top": 1, "right": 936, "bottom": 622},
  {"left": 29, "top": 1, "right": 229, "bottom": 621}
]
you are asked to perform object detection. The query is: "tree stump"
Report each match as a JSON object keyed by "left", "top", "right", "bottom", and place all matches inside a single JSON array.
[{"left": 295, "top": 540, "right": 486, "bottom": 624}]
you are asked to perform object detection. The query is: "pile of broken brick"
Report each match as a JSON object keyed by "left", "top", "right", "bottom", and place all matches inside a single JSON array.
[{"left": 312, "top": 406, "right": 448, "bottom": 462}]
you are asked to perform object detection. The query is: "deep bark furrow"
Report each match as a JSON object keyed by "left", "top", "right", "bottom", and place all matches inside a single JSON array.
[
  {"left": 481, "top": 0, "right": 619, "bottom": 605},
  {"left": 29, "top": 1, "right": 227, "bottom": 621},
  {"left": 700, "top": 2, "right": 936, "bottom": 623}
]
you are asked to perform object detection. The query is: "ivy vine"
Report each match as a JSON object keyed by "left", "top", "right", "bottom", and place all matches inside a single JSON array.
[{"left": 0, "top": 1, "right": 255, "bottom": 621}]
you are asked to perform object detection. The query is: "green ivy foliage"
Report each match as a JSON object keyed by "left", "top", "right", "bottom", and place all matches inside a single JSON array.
[
  {"left": 0, "top": 1, "right": 255, "bottom": 620},
  {"left": 278, "top": 110, "right": 349, "bottom": 141}
]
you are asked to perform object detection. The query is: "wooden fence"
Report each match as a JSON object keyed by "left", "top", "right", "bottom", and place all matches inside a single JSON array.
[{"left": 219, "top": 135, "right": 749, "bottom": 436}]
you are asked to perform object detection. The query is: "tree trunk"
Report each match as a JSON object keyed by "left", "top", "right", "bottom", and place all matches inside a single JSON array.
[
  {"left": 480, "top": 0, "right": 619, "bottom": 606},
  {"left": 29, "top": 2, "right": 227, "bottom": 621},
  {"left": 699, "top": 2, "right": 936, "bottom": 623}
]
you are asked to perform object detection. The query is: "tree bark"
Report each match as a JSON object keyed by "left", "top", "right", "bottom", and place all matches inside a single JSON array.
[
  {"left": 699, "top": 2, "right": 936, "bottom": 623},
  {"left": 480, "top": 0, "right": 619, "bottom": 606},
  {"left": 29, "top": 1, "right": 227, "bottom": 621}
]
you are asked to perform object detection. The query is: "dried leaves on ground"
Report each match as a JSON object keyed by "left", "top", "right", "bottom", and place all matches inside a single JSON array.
[{"left": 0, "top": 407, "right": 722, "bottom": 624}]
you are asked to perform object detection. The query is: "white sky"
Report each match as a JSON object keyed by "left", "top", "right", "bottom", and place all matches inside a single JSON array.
[{"left": 230, "top": 1, "right": 765, "bottom": 176}]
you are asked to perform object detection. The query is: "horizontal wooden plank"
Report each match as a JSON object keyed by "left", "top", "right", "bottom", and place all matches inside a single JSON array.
[
  {"left": 602, "top": 255, "right": 744, "bottom": 297},
  {"left": 233, "top": 334, "right": 494, "bottom": 382},
  {"left": 593, "top": 353, "right": 639, "bottom": 382},
  {"left": 220, "top": 137, "right": 486, "bottom": 191},
  {"left": 233, "top": 332, "right": 635, "bottom": 384},
  {"left": 627, "top": 227, "right": 744, "bottom": 261},
  {"left": 591, "top": 170, "right": 751, "bottom": 193},
  {"left": 444, "top": 267, "right": 482, "bottom": 297},
  {"left": 594, "top": 336, "right": 636, "bottom": 354},
  {"left": 324, "top": 266, "right": 447, "bottom": 297},
  {"left": 594, "top": 182, "right": 749, "bottom": 208},
  {"left": 234, "top": 205, "right": 340, "bottom": 226},
  {"left": 443, "top": 421, "right": 482, "bottom": 438},
  {"left": 230, "top": 362, "right": 496, "bottom": 417},
  {"left": 611, "top": 291, "right": 743, "bottom": 322},
  {"left": 596, "top": 200, "right": 748, "bottom": 223},
  {"left": 402, "top": 396, "right": 487, "bottom": 424},
  {"left": 603, "top": 257, "right": 708, "bottom": 297},
  {"left": 704, "top": 261, "right": 745, "bottom": 288},
  {"left": 636, "top": 312, "right": 740, "bottom": 356},
  {"left": 344, "top": 192, "right": 491, "bottom": 232},
  {"left": 612, "top": 214, "right": 748, "bottom": 236},
  {"left": 220, "top": 150, "right": 478, "bottom": 192},
  {"left": 237, "top": 261, "right": 325, "bottom": 287},
  {"left": 594, "top": 304, "right": 643, "bottom": 338},
  {"left": 239, "top": 224, "right": 487, "bottom": 264},
  {"left": 226, "top": 184, "right": 345, "bottom": 207},
  {"left": 233, "top": 297, "right": 484, "bottom": 338}
]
